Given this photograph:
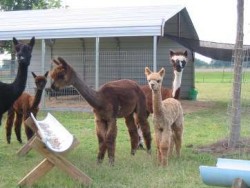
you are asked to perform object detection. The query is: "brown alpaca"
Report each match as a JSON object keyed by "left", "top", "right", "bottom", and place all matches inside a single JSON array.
[
  {"left": 6, "top": 71, "right": 48, "bottom": 144},
  {"left": 145, "top": 67, "right": 184, "bottom": 166},
  {"left": 137, "top": 50, "right": 188, "bottom": 148},
  {"left": 49, "top": 57, "right": 152, "bottom": 166}
]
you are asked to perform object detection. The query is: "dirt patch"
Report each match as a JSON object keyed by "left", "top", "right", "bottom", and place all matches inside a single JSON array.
[
  {"left": 180, "top": 100, "right": 215, "bottom": 114},
  {"left": 45, "top": 96, "right": 215, "bottom": 114},
  {"left": 194, "top": 138, "right": 250, "bottom": 156}
]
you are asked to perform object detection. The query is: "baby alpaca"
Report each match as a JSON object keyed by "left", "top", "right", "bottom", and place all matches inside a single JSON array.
[
  {"left": 145, "top": 67, "right": 184, "bottom": 166},
  {"left": 6, "top": 71, "right": 48, "bottom": 144}
]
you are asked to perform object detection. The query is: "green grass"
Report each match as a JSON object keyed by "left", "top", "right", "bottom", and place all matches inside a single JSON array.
[
  {"left": 1, "top": 71, "right": 250, "bottom": 187},
  {"left": 195, "top": 70, "right": 250, "bottom": 83}
]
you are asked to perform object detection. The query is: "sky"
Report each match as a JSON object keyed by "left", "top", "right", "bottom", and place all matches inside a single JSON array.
[{"left": 62, "top": 0, "right": 250, "bottom": 62}]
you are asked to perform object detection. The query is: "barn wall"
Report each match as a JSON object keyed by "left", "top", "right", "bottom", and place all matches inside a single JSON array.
[{"left": 27, "top": 36, "right": 193, "bottom": 110}]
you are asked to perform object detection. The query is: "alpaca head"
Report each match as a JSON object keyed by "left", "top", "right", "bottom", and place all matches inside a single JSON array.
[
  {"left": 31, "top": 71, "right": 48, "bottom": 90},
  {"left": 13, "top": 36, "right": 35, "bottom": 65},
  {"left": 145, "top": 67, "right": 165, "bottom": 92},
  {"left": 170, "top": 50, "right": 188, "bottom": 72},
  {"left": 50, "top": 57, "right": 75, "bottom": 90}
]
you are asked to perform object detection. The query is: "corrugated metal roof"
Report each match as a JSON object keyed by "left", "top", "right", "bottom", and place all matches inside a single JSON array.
[{"left": 0, "top": 5, "right": 196, "bottom": 40}]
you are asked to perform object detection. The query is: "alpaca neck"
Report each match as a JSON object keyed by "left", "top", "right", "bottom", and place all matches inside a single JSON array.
[
  {"left": 72, "top": 73, "right": 102, "bottom": 109},
  {"left": 12, "top": 62, "right": 28, "bottom": 98},
  {"left": 152, "top": 89, "right": 164, "bottom": 116},
  {"left": 172, "top": 70, "right": 183, "bottom": 99},
  {"left": 30, "top": 89, "right": 44, "bottom": 110}
]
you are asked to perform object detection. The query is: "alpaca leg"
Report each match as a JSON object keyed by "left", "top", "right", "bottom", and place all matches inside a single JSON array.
[
  {"left": 23, "top": 113, "right": 34, "bottom": 140},
  {"left": 133, "top": 113, "right": 145, "bottom": 149},
  {"left": 24, "top": 124, "right": 34, "bottom": 140},
  {"left": 169, "top": 136, "right": 175, "bottom": 157},
  {"left": 137, "top": 126, "right": 144, "bottom": 149},
  {"left": 137, "top": 116, "right": 152, "bottom": 153},
  {"left": 14, "top": 113, "right": 23, "bottom": 144},
  {"left": 95, "top": 119, "right": 108, "bottom": 164},
  {"left": 172, "top": 123, "right": 183, "bottom": 157},
  {"left": 6, "top": 108, "right": 15, "bottom": 144},
  {"left": 160, "top": 130, "right": 172, "bottom": 166},
  {"left": 154, "top": 129, "right": 162, "bottom": 166},
  {"left": 106, "top": 118, "right": 117, "bottom": 166},
  {"left": 125, "top": 114, "right": 139, "bottom": 155}
]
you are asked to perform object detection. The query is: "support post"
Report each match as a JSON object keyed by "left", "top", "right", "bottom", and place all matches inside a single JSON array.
[
  {"left": 41, "top": 39, "right": 46, "bottom": 108},
  {"left": 153, "top": 36, "right": 157, "bottom": 72},
  {"left": 95, "top": 37, "right": 100, "bottom": 90}
]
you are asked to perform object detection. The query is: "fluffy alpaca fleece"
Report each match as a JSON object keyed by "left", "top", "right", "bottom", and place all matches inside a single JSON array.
[
  {"left": 6, "top": 71, "right": 48, "bottom": 144},
  {"left": 49, "top": 57, "right": 152, "bottom": 166},
  {"left": 145, "top": 67, "right": 184, "bottom": 166},
  {"left": 137, "top": 50, "right": 188, "bottom": 149}
]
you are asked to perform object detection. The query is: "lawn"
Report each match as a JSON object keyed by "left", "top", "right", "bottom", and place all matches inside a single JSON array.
[{"left": 0, "top": 71, "right": 250, "bottom": 188}]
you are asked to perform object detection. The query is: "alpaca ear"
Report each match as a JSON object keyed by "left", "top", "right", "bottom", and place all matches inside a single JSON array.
[
  {"left": 52, "top": 58, "right": 61, "bottom": 66},
  {"left": 57, "top": 57, "right": 68, "bottom": 69},
  {"left": 184, "top": 50, "right": 188, "bottom": 57},
  {"left": 170, "top": 50, "right": 174, "bottom": 57},
  {"left": 13, "top": 37, "right": 18, "bottom": 46},
  {"left": 159, "top": 68, "right": 165, "bottom": 77},
  {"left": 44, "top": 71, "right": 49, "bottom": 78},
  {"left": 29, "top": 36, "right": 35, "bottom": 48},
  {"left": 145, "top": 67, "right": 152, "bottom": 76},
  {"left": 31, "top": 72, "right": 37, "bottom": 78}
]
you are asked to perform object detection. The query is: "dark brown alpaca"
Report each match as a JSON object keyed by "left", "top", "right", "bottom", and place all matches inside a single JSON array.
[
  {"left": 49, "top": 57, "right": 152, "bottom": 166},
  {"left": 137, "top": 50, "right": 188, "bottom": 148},
  {"left": 6, "top": 71, "right": 48, "bottom": 144},
  {"left": 0, "top": 37, "right": 35, "bottom": 125}
]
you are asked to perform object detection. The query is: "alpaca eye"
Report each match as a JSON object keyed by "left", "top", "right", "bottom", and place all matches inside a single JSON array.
[
  {"left": 157, "top": 80, "right": 161, "bottom": 83},
  {"left": 148, "top": 80, "right": 151, "bottom": 83}
]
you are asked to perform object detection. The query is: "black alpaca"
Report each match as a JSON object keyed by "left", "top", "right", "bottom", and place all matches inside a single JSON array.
[{"left": 0, "top": 37, "right": 35, "bottom": 125}]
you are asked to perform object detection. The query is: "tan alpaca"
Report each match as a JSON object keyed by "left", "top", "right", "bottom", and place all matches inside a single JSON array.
[{"left": 145, "top": 67, "right": 184, "bottom": 166}]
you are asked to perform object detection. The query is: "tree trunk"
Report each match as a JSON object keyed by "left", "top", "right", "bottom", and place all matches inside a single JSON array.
[{"left": 229, "top": 0, "right": 244, "bottom": 148}]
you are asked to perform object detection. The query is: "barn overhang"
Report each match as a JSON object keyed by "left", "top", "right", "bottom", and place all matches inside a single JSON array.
[
  {"left": 165, "top": 34, "right": 250, "bottom": 61},
  {"left": 0, "top": 5, "right": 197, "bottom": 41}
]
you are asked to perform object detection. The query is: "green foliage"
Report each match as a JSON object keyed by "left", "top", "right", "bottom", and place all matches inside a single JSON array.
[
  {"left": 0, "top": 0, "right": 61, "bottom": 10},
  {"left": 195, "top": 70, "right": 250, "bottom": 83}
]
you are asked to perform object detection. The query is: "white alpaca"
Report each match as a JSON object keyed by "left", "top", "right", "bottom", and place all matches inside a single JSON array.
[{"left": 145, "top": 67, "right": 184, "bottom": 166}]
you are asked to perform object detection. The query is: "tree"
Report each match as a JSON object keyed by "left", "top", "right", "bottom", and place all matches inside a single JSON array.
[
  {"left": 229, "top": 0, "right": 244, "bottom": 148},
  {"left": 0, "top": 0, "right": 61, "bottom": 10}
]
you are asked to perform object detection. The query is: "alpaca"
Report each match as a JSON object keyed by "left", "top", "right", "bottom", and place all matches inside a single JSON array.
[
  {"left": 6, "top": 71, "right": 48, "bottom": 144},
  {"left": 145, "top": 67, "right": 184, "bottom": 166},
  {"left": 49, "top": 57, "right": 152, "bottom": 166},
  {"left": 0, "top": 37, "right": 35, "bottom": 126},
  {"left": 142, "top": 50, "right": 188, "bottom": 114},
  {"left": 137, "top": 50, "right": 187, "bottom": 148}
]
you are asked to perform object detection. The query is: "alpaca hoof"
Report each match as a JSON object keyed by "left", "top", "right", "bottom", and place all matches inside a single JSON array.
[
  {"left": 147, "top": 149, "right": 151, "bottom": 155},
  {"left": 137, "top": 143, "right": 145, "bottom": 150},
  {"left": 109, "top": 157, "right": 115, "bottom": 166},
  {"left": 131, "top": 149, "right": 137, "bottom": 155},
  {"left": 7, "top": 136, "right": 11, "bottom": 144},
  {"left": 97, "top": 158, "right": 103, "bottom": 165}
]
